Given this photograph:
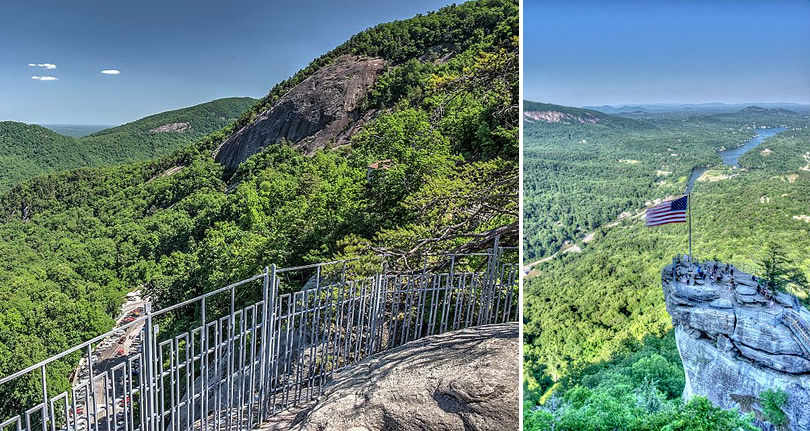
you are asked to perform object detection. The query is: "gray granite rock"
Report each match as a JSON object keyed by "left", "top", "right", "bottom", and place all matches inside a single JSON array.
[
  {"left": 732, "top": 310, "right": 806, "bottom": 357},
  {"left": 282, "top": 323, "right": 519, "bottom": 431},
  {"left": 678, "top": 327, "right": 810, "bottom": 431},
  {"left": 663, "top": 262, "right": 810, "bottom": 430},
  {"left": 214, "top": 55, "right": 385, "bottom": 169}
]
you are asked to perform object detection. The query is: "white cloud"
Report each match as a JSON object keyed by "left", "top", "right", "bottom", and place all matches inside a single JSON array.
[
  {"left": 100, "top": 69, "right": 120, "bottom": 75},
  {"left": 31, "top": 76, "right": 58, "bottom": 81},
  {"left": 28, "top": 63, "right": 56, "bottom": 70}
]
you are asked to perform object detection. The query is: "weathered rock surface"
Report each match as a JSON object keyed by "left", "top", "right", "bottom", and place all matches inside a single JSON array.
[
  {"left": 663, "top": 259, "right": 810, "bottom": 430},
  {"left": 149, "top": 122, "right": 190, "bottom": 133},
  {"left": 275, "top": 323, "right": 519, "bottom": 431},
  {"left": 678, "top": 327, "right": 810, "bottom": 431},
  {"left": 214, "top": 55, "right": 385, "bottom": 169}
]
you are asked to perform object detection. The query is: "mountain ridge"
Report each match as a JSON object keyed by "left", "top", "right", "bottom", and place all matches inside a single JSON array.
[
  {"left": 523, "top": 100, "right": 646, "bottom": 129},
  {"left": 0, "top": 97, "right": 257, "bottom": 192}
]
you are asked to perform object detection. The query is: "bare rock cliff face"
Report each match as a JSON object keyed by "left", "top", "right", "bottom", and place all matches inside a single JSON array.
[
  {"left": 214, "top": 55, "right": 385, "bottom": 169},
  {"left": 281, "top": 323, "right": 519, "bottom": 431},
  {"left": 522, "top": 110, "right": 601, "bottom": 124},
  {"left": 662, "top": 258, "right": 810, "bottom": 430}
]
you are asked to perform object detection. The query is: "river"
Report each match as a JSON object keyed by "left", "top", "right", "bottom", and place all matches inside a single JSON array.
[{"left": 684, "top": 127, "right": 786, "bottom": 193}]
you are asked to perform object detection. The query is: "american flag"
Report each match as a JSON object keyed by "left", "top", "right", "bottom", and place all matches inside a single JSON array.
[{"left": 646, "top": 195, "right": 688, "bottom": 226}]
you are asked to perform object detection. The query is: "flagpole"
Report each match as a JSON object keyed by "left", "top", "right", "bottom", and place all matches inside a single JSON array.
[{"left": 688, "top": 192, "right": 692, "bottom": 263}]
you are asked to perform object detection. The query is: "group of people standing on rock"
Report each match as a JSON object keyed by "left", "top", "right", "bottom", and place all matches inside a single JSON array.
[
  {"left": 672, "top": 255, "right": 734, "bottom": 287},
  {"left": 672, "top": 254, "right": 779, "bottom": 305},
  {"left": 753, "top": 274, "right": 776, "bottom": 301}
]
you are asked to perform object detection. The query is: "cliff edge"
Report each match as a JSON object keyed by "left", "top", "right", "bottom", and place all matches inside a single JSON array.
[{"left": 662, "top": 257, "right": 810, "bottom": 430}]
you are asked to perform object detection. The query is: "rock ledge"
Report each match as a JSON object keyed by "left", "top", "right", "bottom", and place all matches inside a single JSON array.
[
  {"left": 662, "top": 258, "right": 810, "bottom": 430},
  {"left": 264, "top": 323, "right": 518, "bottom": 431}
]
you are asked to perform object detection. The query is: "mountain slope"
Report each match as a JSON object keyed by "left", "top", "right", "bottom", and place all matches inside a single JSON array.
[
  {"left": 215, "top": 56, "right": 384, "bottom": 168},
  {"left": 79, "top": 97, "right": 257, "bottom": 165},
  {"left": 523, "top": 101, "right": 644, "bottom": 128},
  {"left": 0, "top": 97, "right": 256, "bottom": 192},
  {"left": 40, "top": 124, "right": 111, "bottom": 137},
  {"left": 0, "top": 0, "right": 517, "bottom": 414},
  {"left": 0, "top": 122, "right": 88, "bottom": 191}
]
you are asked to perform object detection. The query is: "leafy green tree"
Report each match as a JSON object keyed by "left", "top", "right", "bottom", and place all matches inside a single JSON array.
[
  {"left": 760, "top": 389, "right": 788, "bottom": 427},
  {"left": 662, "top": 397, "right": 757, "bottom": 431},
  {"left": 759, "top": 242, "right": 808, "bottom": 297}
]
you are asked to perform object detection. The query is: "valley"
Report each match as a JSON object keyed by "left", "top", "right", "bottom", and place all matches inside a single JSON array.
[{"left": 523, "top": 102, "right": 810, "bottom": 429}]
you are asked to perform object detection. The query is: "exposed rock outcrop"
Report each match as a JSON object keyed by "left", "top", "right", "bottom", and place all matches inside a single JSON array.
[
  {"left": 662, "top": 258, "right": 810, "bottom": 430},
  {"left": 522, "top": 110, "right": 601, "bottom": 124},
  {"left": 272, "top": 323, "right": 519, "bottom": 431},
  {"left": 149, "top": 122, "right": 190, "bottom": 133},
  {"left": 214, "top": 55, "right": 385, "bottom": 169}
]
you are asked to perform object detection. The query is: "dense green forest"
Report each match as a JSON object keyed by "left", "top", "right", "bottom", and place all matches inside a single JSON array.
[
  {"left": 523, "top": 103, "right": 810, "bottom": 429},
  {"left": 522, "top": 102, "right": 779, "bottom": 261},
  {"left": 0, "top": 97, "right": 256, "bottom": 192},
  {"left": 0, "top": 0, "right": 517, "bottom": 414}
]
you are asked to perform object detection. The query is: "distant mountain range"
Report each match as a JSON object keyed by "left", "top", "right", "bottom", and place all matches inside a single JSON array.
[
  {"left": 584, "top": 102, "right": 810, "bottom": 114},
  {"left": 523, "top": 100, "right": 648, "bottom": 129},
  {"left": 39, "top": 124, "right": 112, "bottom": 137}
]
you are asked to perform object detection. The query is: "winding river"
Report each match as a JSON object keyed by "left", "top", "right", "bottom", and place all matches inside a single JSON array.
[{"left": 684, "top": 127, "right": 786, "bottom": 193}]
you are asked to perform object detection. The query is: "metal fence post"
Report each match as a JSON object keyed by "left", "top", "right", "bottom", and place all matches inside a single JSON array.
[
  {"left": 142, "top": 302, "right": 155, "bottom": 431},
  {"left": 485, "top": 236, "right": 501, "bottom": 324},
  {"left": 257, "top": 266, "right": 270, "bottom": 421},
  {"left": 367, "top": 273, "right": 381, "bottom": 355},
  {"left": 200, "top": 296, "right": 207, "bottom": 431},
  {"left": 262, "top": 265, "right": 277, "bottom": 417},
  {"left": 40, "top": 365, "right": 48, "bottom": 431}
]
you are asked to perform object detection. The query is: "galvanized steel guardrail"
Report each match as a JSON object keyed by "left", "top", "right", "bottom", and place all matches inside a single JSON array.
[{"left": 0, "top": 245, "right": 517, "bottom": 431}]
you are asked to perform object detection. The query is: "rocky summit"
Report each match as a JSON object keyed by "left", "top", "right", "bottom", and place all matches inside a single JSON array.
[
  {"left": 214, "top": 55, "right": 385, "bottom": 169},
  {"left": 662, "top": 257, "right": 810, "bottom": 430},
  {"left": 266, "top": 323, "right": 519, "bottom": 431}
]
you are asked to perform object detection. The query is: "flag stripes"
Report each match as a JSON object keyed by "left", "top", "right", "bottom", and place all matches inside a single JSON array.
[{"left": 646, "top": 195, "right": 688, "bottom": 226}]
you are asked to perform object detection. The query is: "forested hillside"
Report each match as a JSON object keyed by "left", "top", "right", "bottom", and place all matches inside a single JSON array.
[
  {"left": 0, "top": 97, "right": 256, "bottom": 191},
  {"left": 522, "top": 102, "right": 807, "bottom": 261},
  {"left": 0, "top": 0, "right": 518, "bottom": 413},
  {"left": 77, "top": 97, "right": 257, "bottom": 164},
  {"left": 0, "top": 122, "right": 87, "bottom": 191},
  {"left": 523, "top": 104, "right": 810, "bottom": 429}
]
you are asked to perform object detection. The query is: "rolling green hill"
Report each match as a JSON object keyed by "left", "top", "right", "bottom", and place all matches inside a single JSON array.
[
  {"left": 523, "top": 103, "right": 810, "bottom": 429},
  {"left": 77, "top": 97, "right": 257, "bottom": 164},
  {"left": 0, "top": 0, "right": 517, "bottom": 414},
  {"left": 0, "top": 97, "right": 256, "bottom": 192},
  {"left": 0, "top": 122, "right": 88, "bottom": 191}
]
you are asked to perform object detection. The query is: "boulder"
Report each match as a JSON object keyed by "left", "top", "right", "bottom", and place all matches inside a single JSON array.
[
  {"left": 272, "top": 323, "right": 519, "bottom": 431},
  {"left": 732, "top": 310, "right": 806, "bottom": 356}
]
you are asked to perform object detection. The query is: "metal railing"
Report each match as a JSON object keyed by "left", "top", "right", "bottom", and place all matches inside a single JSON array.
[{"left": 0, "top": 246, "right": 517, "bottom": 431}]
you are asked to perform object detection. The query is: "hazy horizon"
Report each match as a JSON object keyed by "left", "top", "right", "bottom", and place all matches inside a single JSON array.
[
  {"left": 524, "top": 0, "right": 810, "bottom": 107},
  {"left": 525, "top": 100, "right": 810, "bottom": 108}
]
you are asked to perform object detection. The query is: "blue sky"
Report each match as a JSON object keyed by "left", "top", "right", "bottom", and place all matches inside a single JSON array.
[
  {"left": 524, "top": 0, "right": 810, "bottom": 107},
  {"left": 0, "top": 0, "right": 456, "bottom": 125}
]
